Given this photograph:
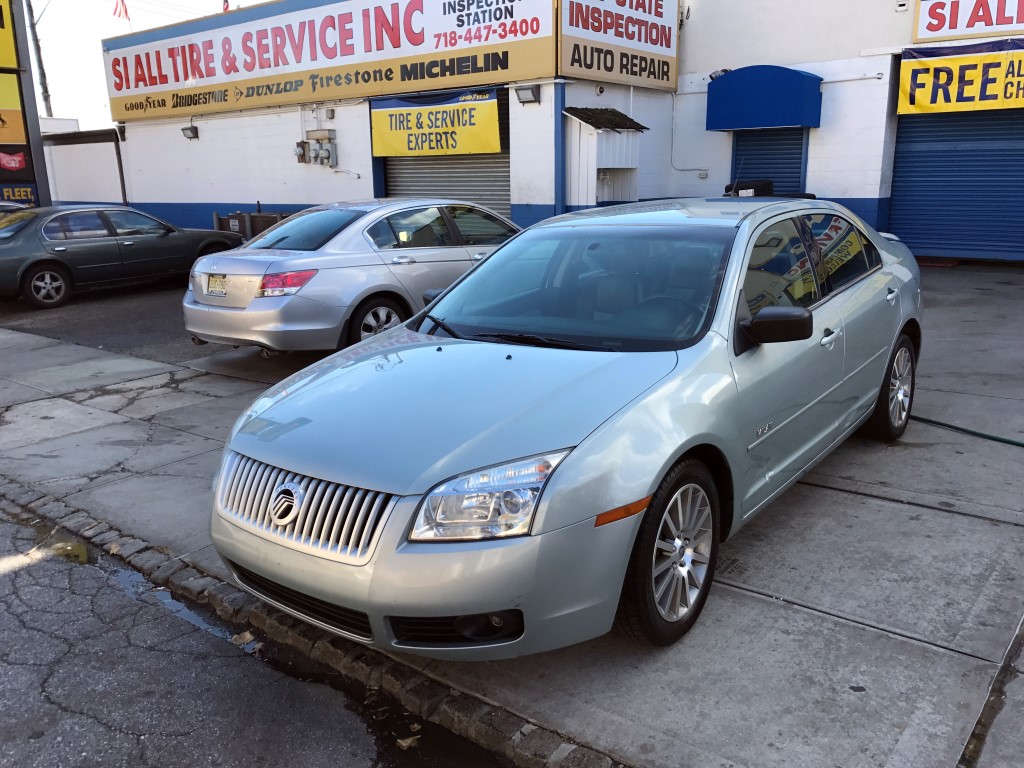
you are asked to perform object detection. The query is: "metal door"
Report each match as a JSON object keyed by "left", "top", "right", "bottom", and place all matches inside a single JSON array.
[{"left": 731, "top": 128, "right": 807, "bottom": 195}]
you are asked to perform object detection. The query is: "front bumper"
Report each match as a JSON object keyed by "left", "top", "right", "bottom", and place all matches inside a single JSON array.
[
  {"left": 183, "top": 288, "right": 347, "bottom": 351},
  {"left": 211, "top": 495, "right": 636, "bottom": 660}
]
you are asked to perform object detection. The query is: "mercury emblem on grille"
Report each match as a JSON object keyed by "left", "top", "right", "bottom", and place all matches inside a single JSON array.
[{"left": 269, "top": 482, "right": 304, "bottom": 527}]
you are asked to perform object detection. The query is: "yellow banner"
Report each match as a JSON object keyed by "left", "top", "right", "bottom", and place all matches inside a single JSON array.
[
  {"left": 0, "top": 73, "right": 26, "bottom": 144},
  {"left": 899, "top": 49, "right": 1024, "bottom": 114},
  {"left": 0, "top": 0, "right": 16, "bottom": 70},
  {"left": 371, "top": 91, "right": 499, "bottom": 156}
]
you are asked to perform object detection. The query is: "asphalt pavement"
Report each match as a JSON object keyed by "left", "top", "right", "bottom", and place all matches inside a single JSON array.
[{"left": 0, "top": 264, "right": 1022, "bottom": 767}]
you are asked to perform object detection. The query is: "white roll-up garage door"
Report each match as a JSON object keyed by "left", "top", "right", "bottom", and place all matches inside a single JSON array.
[{"left": 384, "top": 90, "right": 511, "bottom": 217}]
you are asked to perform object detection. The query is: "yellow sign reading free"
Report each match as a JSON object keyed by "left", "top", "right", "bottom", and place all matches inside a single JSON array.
[
  {"left": 0, "top": 0, "right": 17, "bottom": 70},
  {"left": 371, "top": 90, "right": 500, "bottom": 157},
  {"left": 899, "top": 40, "right": 1024, "bottom": 114}
]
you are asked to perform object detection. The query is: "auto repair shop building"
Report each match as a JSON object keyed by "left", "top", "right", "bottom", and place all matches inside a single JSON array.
[{"left": 44, "top": 0, "right": 1024, "bottom": 261}]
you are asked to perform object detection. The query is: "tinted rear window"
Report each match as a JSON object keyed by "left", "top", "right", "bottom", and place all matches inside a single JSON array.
[{"left": 247, "top": 208, "right": 362, "bottom": 251}]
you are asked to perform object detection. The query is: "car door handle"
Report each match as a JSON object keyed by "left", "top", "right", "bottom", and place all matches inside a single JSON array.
[
  {"left": 819, "top": 328, "right": 842, "bottom": 347},
  {"left": 123, "top": 241, "right": 135, "bottom": 247},
  {"left": 391, "top": 256, "right": 415, "bottom": 265},
  {"left": 471, "top": 252, "right": 487, "bottom": 261},
  {"left": 52, "top": 246, "right": 66, "bottom": 252},
  {"left": 885, "top": 288, "right": 898, "bottom": 304}
]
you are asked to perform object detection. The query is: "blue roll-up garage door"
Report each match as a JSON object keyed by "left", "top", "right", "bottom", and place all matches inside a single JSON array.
[
  {"left": 889, "top": 111, "right": 1024, "bottom": 261},
  {"left": 731, "top": 128, "right": 807, "bottom": 195}
]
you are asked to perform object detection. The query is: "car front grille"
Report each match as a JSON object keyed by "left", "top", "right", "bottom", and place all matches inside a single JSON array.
[
  {"left": 218, "top": 452, "right": 394, "bottom": 565},
  {"left": 228, "top": 560, "right": 373, "bottom": 640}
]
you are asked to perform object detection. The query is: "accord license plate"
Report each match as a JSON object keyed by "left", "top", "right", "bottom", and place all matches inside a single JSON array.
[{"left": 206, "top": 274, "right": 227, "bottom": 296}]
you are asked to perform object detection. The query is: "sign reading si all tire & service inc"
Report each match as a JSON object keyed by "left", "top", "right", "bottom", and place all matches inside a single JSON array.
[
  {"left": 899, "top": 37, "right": 1024, "bottom": 113},
  {"left": 371, "top": 89, "right": 500, "bottom": 156},
  {"left": 915, "top": 0, "right": 1024, "bottom": 42},
  {"left": 560, "top": 0, "right": 679, "bottom": 90},
  {"left": 103, "top": 0, "right": 556, "bottom": 121}
]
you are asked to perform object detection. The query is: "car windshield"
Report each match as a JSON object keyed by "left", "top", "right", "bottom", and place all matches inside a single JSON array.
[
  {"left": 420, "top": 224, "right": 735, "bottom": 352},
  {"left": 0, "top": 210, "right": 35, "bottom": 239},
  {"left": 247, "top": 208, "right": 363, "bottom": 251}
]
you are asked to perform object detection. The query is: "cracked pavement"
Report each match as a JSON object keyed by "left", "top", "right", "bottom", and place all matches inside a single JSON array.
[
  {"left": 0, "top": 507, "right": 382, "bottom": 768},
  {"left": 0, "top": 508, "right": 499, "bottom": 768}
]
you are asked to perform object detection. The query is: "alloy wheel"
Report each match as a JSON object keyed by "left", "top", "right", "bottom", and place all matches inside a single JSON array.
[
  {"left": 359, "top": 306, "right": 400, "bottom": 340},
  {"left": 31, "top": 271, "right": 67, "bottom": 305},
  {"left": 651, "top": 483, "right": 713, "bottom": 622},
  {"left": 888, "top": 347, "right": 913, "bottom": 428}
]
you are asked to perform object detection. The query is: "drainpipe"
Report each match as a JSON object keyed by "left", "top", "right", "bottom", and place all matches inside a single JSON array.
[{"left": 554, "top": 80, "right": 566, "bottom": 215}]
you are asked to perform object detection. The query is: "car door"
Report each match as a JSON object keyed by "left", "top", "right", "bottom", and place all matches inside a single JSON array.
[
  {"left": 443, "top": 205, "right": 518, "bottom": 264},
  {"left": 102, "top": 209, "right": 190, "bottom": 277},
  {"left": 41, "top": 211, "right": 122, "bottom": 284},
  {"left": 804, "top": 214, "right": 901, "bottom": 435},
  {"left": 366, "top": 206, "right": 471, "bottom": 307},
  {"left": 730, "top": 216, "right": 846, "bottom": 516}
]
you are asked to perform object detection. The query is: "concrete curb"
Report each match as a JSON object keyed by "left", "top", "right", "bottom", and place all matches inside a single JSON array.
[{"left": 0, "top": 476, "right": 627, "bottom": 768}]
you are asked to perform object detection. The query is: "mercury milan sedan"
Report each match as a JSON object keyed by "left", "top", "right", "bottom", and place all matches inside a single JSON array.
[
  {"left": 184, "top": 199, "right": 519, "bottom": 352},
  {"left": 211, "top": 198, "right": 922, "bottom": 660}
]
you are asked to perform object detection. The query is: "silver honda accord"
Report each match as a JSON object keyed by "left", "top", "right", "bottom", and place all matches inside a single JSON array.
[
  {"left": 184, "top": 199, "right": 518, "bottom": 352},
  {"left": 211, "top": 198, "right": 922, "bottom": 660}
]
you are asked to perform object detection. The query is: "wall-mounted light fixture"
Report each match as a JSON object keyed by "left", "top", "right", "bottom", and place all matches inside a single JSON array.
[
  {"left": 181, "top": 125, "right": 199, "bottom": 140},
  {"left": 514, "top": 84, "right": 541, "bottom": 104}
]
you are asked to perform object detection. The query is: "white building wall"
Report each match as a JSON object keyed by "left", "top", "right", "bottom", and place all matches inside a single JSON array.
[
  {"left": 44, "top": 143, "right": 123, "bottom": 204},
  {"left": 120, "top": 102, "right": 375, "bottom": 213},
  {"left": 680, "top": 0, "right": 914, "bottom": 72},
  {"left": 509, "top": 82, "right": 557, "bottom": 223}
]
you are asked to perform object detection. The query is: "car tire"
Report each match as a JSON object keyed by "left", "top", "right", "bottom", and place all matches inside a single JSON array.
[
  {"left": 616, "top": 458, "right": 720, "bottom": 646},
  {"left": 345, "top": 297, "right": 408, "bottom": 347},
  {"left": 21, "top": 263, "right": 72, "bottom": 309},
  {"left": 862, "top": 333, "right": 916, "bottom": 442}
]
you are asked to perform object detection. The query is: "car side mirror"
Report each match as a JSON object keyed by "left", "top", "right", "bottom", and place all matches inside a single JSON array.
[
  {"left": 741, "top": 306, "right": 813, "bottom": 344},
  {"left": 423, "top": 288, "right": 443, "bottom": 305}
]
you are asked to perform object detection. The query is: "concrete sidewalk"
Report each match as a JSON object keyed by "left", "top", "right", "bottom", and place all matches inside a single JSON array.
[{"left": 1, "top": 264, "right": 1022, "bottom": 768}]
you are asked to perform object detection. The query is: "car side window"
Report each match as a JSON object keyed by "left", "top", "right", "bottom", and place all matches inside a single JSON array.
[
  {"left": 743, "top": 218, "right": 819, "bottom": 315},
  {"left": 104, "top": 210, "right": 168, "bottom": 236},
  {"left": 385, "top": 207, "right": 454, "bottom": 249},
  {"left": 365, "top": 219, "right": 398, "bottom": 250},
  {"left": 42, "top": 218, "right": 66, "bottom": 240},
  {"left": 59, "top": 212, "right": 111, "bottom": 241},
  {"left": 445, "top": 205, "right": 517, "bottom": 246},
  {"left": 804, "top": 214, "right": 879, "bottom": 292}
]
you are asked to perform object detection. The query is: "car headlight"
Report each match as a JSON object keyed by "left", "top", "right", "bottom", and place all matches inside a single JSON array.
[{"left": 410, "top": 452, "right": 569, "bottom": 541}]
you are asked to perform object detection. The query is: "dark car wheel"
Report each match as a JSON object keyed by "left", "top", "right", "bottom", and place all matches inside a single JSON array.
[
  {"left": 862, "top": 333, "right": 916, "bottom": 442},
  {"left": 616, "top": 458, "right": 720, "bottom": 646},
  {"left": 346, "top": 297, "right": 408, "bottom": 346},
  {"left": 22, "top": 264, "right": 72, "bottom": 309}
]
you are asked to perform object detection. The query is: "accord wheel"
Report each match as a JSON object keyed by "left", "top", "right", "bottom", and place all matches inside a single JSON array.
[
  {"left": 617, "top": 458, "right": 720, "bottom": 646},
  {"left": 346, "top": 297, "right": 408, "bottom": 346},
  {"left": 22, "top": 264, "right": 71, "bottom": 309},
  {"left": 864, "top": 333, "right": 916, "bottom": 442}
]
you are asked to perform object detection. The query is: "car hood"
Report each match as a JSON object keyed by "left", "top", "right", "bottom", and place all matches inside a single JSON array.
[
  {"left": 191, "top": 248, "right": 382, "bottom": 275},
  {"left": 230, "top": 329, "right": 678, "bottom": 496}
]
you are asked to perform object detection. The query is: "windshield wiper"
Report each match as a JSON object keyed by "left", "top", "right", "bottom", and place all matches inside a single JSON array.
[
  {"left": 424, "top": 314, "right": 464, "bottom": 339},
  {"left": 471, "top": 332, "right": 614, "bottom": 352}
]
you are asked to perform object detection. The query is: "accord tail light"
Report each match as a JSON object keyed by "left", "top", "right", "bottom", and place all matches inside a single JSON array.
[{"left": 256, "top": 270, "right": 317, "bottom": 297}]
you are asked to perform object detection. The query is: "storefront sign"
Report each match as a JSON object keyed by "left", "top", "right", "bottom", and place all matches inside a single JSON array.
[
  {"left": 560, "top": 0, "right": 679, "bottom": 90},
  {"left": 0, "top": 0, "right": 17, "bottom": 69},
  {"left": 104, "top": 0, "right": 555, "bottom": 121},
  {"left": 371, "top": 89, "right": 499, "bottom": 156},
  {"left": 0, "top": 182, "right": 36, "bottom": 204},
  {"left": 898, "top": 38, "right": 1024, "bottom": 114},
  {"left": 915, "top": 1, "right": 1024, "bottom": 43}
]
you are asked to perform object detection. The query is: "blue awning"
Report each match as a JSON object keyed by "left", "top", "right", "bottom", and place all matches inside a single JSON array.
[{"left": 706, "top": 66, "right": 823, "bottom": 131}]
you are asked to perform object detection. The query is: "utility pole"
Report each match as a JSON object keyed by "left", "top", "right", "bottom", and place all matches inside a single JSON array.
[{"left": 23, "top": 0, "right": 52, "bottom": 118}]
